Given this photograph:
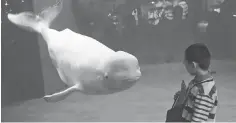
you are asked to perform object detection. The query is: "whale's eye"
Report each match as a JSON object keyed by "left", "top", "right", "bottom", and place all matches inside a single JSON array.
[
  {"left": 105, "top": 75, "right": 108, "bottom": 79},
  {"left": 104, "top": 73, "right": 108, "bottom": 79}
]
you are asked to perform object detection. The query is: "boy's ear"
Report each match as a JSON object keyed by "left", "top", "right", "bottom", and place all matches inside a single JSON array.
[{"left": 192, "top": 61, "right": 198, "bottom": 69}]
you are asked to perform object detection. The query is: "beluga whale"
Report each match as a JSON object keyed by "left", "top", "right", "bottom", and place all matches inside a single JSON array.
[{"left": 7, "top": 0, "right": 142, "bottom": 102}]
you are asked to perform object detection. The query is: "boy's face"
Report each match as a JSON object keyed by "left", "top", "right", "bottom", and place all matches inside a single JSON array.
[{"left": 183, "top": 59, "right": 197, "bottom": 76}]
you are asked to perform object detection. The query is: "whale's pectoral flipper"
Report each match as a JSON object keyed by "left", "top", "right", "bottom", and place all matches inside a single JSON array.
[{"left": 43, "top": 83, "right": 81, "bottom": 102}]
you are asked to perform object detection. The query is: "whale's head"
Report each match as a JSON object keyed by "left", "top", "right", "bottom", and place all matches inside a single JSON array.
[{"left": 102, "top": 51, "right": 141, "bottom": 93}]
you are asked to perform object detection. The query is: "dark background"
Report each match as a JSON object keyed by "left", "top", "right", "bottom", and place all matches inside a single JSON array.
[
  {"left": 1, "top": 0, "right": 45, "bottom": 107},
  {"left": 1, "top": 0, "right": 236, "bottom": 107}
]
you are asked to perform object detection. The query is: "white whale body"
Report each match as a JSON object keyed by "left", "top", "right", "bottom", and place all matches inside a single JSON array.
[{"left": 7, "top": 0, "right": 141, "bottom": 102}]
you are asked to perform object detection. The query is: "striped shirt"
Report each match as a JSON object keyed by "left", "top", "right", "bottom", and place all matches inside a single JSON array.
[{"left": 182, "top": 77, "right": 218, "bottom": 122}]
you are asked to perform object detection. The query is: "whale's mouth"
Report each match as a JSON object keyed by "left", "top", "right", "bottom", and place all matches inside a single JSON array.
[
  {"left": 102, "top": 75, "right": 140, "bottom": 92},
  {"left": 123, "top": 75, "right": 141, "bottom": 82}
]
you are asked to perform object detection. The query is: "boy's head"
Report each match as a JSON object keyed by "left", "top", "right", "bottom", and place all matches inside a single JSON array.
[{"left": 184, "top": 43, "right": 211, "bottom": 76}]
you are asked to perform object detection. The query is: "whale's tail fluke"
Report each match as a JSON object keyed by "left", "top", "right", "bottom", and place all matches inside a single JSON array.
[{"left": 7, "top": 0, "right": 63, "bottom": 33}]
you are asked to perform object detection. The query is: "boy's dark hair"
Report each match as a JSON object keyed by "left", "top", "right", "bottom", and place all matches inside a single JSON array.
[{"left": 185, "top": 43, "right": 211, "bottom": 70}]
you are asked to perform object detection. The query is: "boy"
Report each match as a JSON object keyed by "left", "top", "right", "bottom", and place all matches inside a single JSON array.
[{"left": 175, "top": 43, "right": 218, "bottom": 122}]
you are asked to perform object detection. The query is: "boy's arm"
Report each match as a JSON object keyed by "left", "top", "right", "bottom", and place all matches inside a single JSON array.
[{"left": 191, "top": 94, "right": 215, "bottom": 122}]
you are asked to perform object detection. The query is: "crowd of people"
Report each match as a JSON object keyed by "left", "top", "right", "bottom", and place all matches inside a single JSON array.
[
  {"left": 135, "top": 0, "right": 188, "bottom": 25},
  {"left": 108, "top": 0, "right": 187, "bottom": 30}
]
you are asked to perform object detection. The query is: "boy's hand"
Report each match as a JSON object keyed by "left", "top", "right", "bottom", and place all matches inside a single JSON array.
[
  {"left": 174, "top": 91, "right": 181, "bottom": 100},
  {"left": 174, "top": 80, "right": 186, "bottom": 100},
  {"left": 181, "top": 80, "right": 186, "bottom": 91}
]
